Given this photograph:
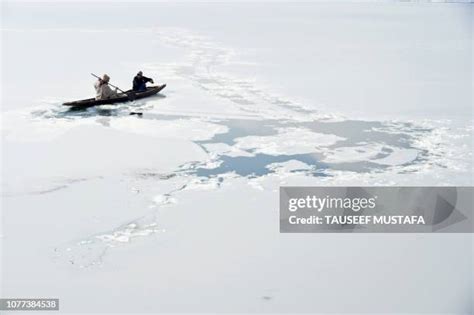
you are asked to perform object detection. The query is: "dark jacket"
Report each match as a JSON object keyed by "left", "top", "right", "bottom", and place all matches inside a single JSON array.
[{"left": 133, "top": 75, "right": 153, "bottom": 91}]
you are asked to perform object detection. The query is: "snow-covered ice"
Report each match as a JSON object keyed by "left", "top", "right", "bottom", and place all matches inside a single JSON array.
[{"left": 1, "top": 1, "right": 472, "bottom": 314}]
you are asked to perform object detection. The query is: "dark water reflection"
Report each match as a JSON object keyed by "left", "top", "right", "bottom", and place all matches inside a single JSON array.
[{"left": 190, "top": 118, "right": 428, "bottom": 177}]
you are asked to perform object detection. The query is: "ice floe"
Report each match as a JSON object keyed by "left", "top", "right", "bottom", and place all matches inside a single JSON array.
[{"left": 234, "top": 127, "right": 345, "bottom": 155}]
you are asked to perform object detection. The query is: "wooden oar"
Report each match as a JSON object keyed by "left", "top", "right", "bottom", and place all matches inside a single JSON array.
[{"left": 91, "top": 73, "right": 135, "bottom": 101}]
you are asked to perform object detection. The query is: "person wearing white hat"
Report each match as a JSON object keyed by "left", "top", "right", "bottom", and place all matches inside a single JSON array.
[{"left": 94, "top": 74, "right": 118, "bottom": 100}]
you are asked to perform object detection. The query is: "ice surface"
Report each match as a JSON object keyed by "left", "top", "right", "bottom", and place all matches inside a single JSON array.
[{"left": 1, "top": 2, "right": 473, "bottom": 314}]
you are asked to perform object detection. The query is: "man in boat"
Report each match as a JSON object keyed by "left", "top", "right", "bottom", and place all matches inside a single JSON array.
[
  {"left": 94, "top": 74, "right": 118, "bottom": 100},
  {"left": 132, "top": 71, "right": 154, "bottom": 92}
]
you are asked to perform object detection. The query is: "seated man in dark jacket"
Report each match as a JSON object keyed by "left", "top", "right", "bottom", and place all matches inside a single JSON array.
[{"left": 133, "top": 71, "right": 154, "bottom": 91}]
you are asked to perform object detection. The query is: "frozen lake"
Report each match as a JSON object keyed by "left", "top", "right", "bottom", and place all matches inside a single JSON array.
[{"left": 1, "top": 1, "right": 473, "bottom": 314}]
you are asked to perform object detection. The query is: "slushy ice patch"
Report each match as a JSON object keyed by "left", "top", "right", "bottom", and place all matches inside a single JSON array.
[{"left": 53, "top": 214, "right": 164, "bottom": 268}]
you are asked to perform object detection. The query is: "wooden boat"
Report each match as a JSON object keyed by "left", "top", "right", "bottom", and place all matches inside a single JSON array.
[{"left": 63, "top": 85, "right": 166, "bottom": 109}]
